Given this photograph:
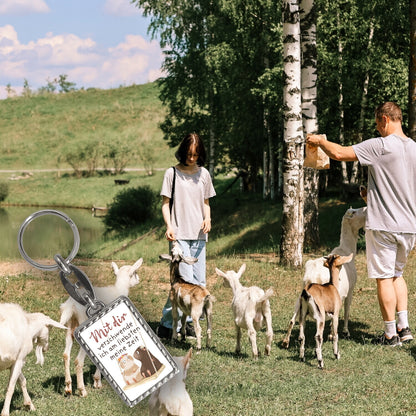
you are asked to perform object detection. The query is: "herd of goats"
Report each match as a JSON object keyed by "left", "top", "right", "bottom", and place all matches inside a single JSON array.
[{"left": 0, "top": 199, "right": 367, "bottom": 416}]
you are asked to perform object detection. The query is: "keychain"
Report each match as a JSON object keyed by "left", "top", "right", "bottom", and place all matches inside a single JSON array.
[{"left": 17, "top": 209, "right": 178, "bottom": 407}]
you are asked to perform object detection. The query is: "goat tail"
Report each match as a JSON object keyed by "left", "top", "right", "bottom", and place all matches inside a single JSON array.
[
  {"left": 257, "top": 288, "right": 274, "bottom": 305},
  {"left": 205, "top": 294, "right": 216, "bottom": 304}
]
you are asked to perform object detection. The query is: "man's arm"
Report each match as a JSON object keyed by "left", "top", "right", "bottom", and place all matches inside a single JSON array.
[{"left": 307, "top": 135, "right": 358, "bottom": 162}]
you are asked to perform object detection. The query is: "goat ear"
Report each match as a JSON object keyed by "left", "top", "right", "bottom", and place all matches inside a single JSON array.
[
  {"left": 360, "top": 185, "right": 367, "bottom": 204},
  {"left": 45, "top": 318, "right": 67, "bottom": 330},
  {"left": 182, "top": 255, "right": 198, "bottom": 265},
  {"left": 112, "top": 262, "right": 119, "bottom": 274},
  {"left": 159, "top": 254, "right": 172, "bottom": 262},
  {"left": 215, "top": 267, "right": 227, "bottom": 278},
  {"left": 323, "top": 256, "right": 329, "bottom": 268},
  {"left": 335, "top": 253, "right": 354, "bottom": 266},
  {"left": 237, "top": 263, "right": 246, "bottom": 277},
  {"left": 132, "top": 258, "right": 143, "bottom": 271}
]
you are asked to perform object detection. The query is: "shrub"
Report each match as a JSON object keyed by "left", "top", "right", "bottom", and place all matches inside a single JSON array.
[
  {"left": 104, "top": 185, "right": 158, "bottom": 233},
  {"left": 0, "top": 182, "right": 9, "bottom": 202}
]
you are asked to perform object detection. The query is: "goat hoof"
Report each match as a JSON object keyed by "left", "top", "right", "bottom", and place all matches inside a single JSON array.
[
  {"left": 78, "top": 389, "right": 88, "bottom": 398},
  {"left": 24, "top": 401, "right": 35, "bottom": 411},
  {"left": 318, "top": 361, "right": 324, "bottom": 369},
  {"left": 281, "top": 341, "right": 289, "bottom": 349}
]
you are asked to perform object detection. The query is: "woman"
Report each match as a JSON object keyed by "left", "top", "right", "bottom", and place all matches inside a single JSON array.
[{"left": 157, "top": 133, "right": 216, "bottom": 339}]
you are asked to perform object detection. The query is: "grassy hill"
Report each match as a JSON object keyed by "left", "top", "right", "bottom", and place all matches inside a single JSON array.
[
  {"left": 0, "top": 82, "right": 366, "bottom": 259},
  {"left": 0, "top": 82, "right": 173, "bottom": 171}
]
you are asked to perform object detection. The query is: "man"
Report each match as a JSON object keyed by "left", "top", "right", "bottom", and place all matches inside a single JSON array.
[{"left": 307, "top": 102, "right": 416, "bottom": 346}]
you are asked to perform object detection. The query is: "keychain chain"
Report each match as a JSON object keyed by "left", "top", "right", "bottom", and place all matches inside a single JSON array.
[{"left": 18, "top": 209, "right": 105, "bottom": 317}]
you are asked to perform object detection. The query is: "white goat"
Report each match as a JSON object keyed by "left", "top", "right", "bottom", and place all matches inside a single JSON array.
[
  {"left": 298, "top": 253, "right": 353, "bottom": 369},
  {"left": 148, "top": 348, "right": 193, "bottom": 416},
  {"left": 0, "top": 303, "right": 66, "bottom": 416},
  {"left": 159, "top": 241, "right": 214, "bottom": 352},
  {"left": 215, "top": 264, "right": 274, "bottom": 359},
  {"left": 59, "top": 258, "right": 142, "bottom": 397},
  {"left": 282, "top": 205, "right": 366, "bottom": 349}
]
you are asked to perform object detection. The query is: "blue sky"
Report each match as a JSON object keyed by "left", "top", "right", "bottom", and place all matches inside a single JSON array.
[{"left": 0, "top": 0, "right": 164, "bottom": 98}]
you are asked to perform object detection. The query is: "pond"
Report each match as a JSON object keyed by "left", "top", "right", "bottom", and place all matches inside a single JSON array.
[{"left": 0, "top": 206, "right": 106, "bottom": 262}]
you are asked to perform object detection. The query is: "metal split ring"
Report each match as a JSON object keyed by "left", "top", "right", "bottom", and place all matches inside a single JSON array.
[{"left": 17, "top": 209, "right": 80, "bottom": 271}]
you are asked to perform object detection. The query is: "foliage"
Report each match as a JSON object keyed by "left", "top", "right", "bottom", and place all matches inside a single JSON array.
[
  {"left": 132, "top": 0, "right": 412, "bottom": 191},
  {"left": 102, "top": 139, "right": 133, "bottom": 174},
  {"left": 0, "top": 181, "right": 9, "bottom": 202},
  {"left": 104, "top": 185, "right": 159, "bottom": 234}
]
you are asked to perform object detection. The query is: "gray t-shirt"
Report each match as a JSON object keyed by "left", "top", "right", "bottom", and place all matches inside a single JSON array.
[
  {"left": 161, "top": 166, "right": 216, "bottom": 240},
  {"left": 353, "top": 134, "right": 416, "bottom": 233}
]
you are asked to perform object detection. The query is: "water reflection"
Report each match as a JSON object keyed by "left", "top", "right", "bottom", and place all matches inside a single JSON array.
[{"left": 0, "top": 206, "right": 105, "bottom": 260}]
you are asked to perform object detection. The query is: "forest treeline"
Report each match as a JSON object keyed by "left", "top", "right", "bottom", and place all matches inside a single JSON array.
[{"left": 132, "top": 0, "right": 410, "bottom": 195}]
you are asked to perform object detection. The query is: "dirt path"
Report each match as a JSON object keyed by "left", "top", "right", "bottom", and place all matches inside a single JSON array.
[{"left": 0, "top": 260, "right": 37, "bottom": 276}]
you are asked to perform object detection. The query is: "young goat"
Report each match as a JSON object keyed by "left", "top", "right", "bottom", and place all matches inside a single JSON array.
[
  {"left": 159, "top": 241, "right": 214, "bottom": 352},
  {"left": 282, "top": 205, "right": 366, "bottom": 349},
  {"left": 59, "top": 258, "right": 142, "bottom": 397},
  {"left": 0, "top": 303, "right": 66, "bottom": 416},
  {"left": 215, "top": 264, "right": 274, "bottom": 359},
  {"left": 148, "top": 348, "right": 193, "bottom": 416},
  {"left": 297, "top": 253, "right": 353, "bottom": 369}
]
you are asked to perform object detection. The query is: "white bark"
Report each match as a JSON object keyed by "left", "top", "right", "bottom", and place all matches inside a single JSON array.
[
  {"left": 300, "top": 0, "right": 319, "bottom": 248},
  {"left": 281, "top": 0, "right": 304, "bottom": 268}
]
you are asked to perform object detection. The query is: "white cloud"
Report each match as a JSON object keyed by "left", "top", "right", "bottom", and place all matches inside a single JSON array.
[
  {"left": 0, "top": 0, "right": 50, "bottom": 15},
  {"left": 103, "top": 0, "right": 141, "bottom": 17},
  {"left": 0, "top": 25, "right": 164, "bottom": 97}
]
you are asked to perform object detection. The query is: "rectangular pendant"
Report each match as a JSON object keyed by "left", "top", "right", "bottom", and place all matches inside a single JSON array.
[{"left": 75, "top": 295, "right": 178, "bottom": 407}]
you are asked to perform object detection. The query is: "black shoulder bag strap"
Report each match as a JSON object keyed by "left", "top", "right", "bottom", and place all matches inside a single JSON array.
[{"left": 169, "top": 166, "right": 176, "bottom": 214}]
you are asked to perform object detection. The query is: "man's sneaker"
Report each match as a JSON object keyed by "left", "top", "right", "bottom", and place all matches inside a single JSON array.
[
  {"left": 398, "top": 327, "right": 413, "bottom": 343},
  {"left": 371, "top": 332, "right": 402, "bottom": 347},
  {"left": 156, "top": 325, "right": 172, "bottom": 340}
]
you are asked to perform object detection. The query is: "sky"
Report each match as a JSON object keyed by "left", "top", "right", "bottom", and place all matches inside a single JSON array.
[{"left": 0, "top": 0, "right": 164, "bottom": 99}]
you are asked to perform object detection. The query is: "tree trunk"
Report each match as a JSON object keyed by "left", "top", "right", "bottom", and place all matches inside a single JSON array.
[
  {"left": 280, "top": 0, "right": 304, "bottom": 268},
  {"left": 300, "top": 0, "right": 319, "bottom": 249},
  {"left": 409, "top": 0, "right": 416, "bottom": 140},
  {"left": 337, "top": 7, "right": 348, "bottom": 185},
  {"left": 351, "top": 20, "right": 374, "bottom": 184}
]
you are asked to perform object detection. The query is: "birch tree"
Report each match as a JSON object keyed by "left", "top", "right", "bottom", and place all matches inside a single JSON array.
[
  {"left": 300, "top": 0, "right": 319, "bottom": 248},
  {"left": 280, "top": 0, "right": 304, "bottom": 268}
]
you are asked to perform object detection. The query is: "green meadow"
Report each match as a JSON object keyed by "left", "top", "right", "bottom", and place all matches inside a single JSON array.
[{"left": 0, "top": 85, "right": 415, "bottom": 416}]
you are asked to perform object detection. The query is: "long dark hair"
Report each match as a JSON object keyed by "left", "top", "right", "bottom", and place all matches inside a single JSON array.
[{"left": 175, "top": 133, "right": 207, "bottom": 166}]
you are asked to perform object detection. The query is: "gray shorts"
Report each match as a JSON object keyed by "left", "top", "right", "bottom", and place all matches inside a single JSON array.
[{"left": 365, "top": 230, "right": 416, "bottom": 279}]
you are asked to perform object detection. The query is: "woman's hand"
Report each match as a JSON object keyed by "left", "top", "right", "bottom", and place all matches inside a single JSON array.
[
  {"left": 201, "top": 218, "right": 211, "bottom": 234},
  {"left": 165, "top": 225, "right": 175, "bottom": 241}
]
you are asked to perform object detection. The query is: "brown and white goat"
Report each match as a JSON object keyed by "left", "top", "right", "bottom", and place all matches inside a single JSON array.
[
  {"left": 159, "top": 241, "right": 214, "bottom": 352},
  {"left": 297, "top": 253, "right": 353, "bottom": 369},
  {"left": 282, "top": 205, "right": 366, "bottom": 349},
  {"left": 215, "top": 264, "right": 273, "bottom": 359}
]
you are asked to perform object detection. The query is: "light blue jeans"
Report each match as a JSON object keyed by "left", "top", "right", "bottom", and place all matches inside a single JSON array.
[{"left": 160, "top": 239, "right": 206, "bottom": 330}]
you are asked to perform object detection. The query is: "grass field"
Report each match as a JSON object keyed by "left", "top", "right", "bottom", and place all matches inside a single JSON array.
[
  {"left": 1, "top": 85, "right": 416, "bottom": 416},
  {"left": 1, "top": 250, "right": 416, "bottom": 416}
]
